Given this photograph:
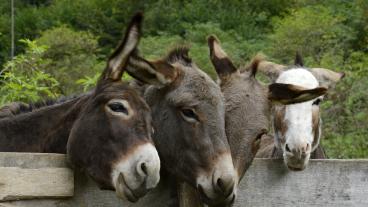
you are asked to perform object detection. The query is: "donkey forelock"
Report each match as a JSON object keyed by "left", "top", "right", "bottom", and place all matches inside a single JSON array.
[{"left": 163, "top": 46, "right": 192, "bottom": 66}]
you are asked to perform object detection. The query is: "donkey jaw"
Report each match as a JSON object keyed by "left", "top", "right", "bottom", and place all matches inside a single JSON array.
[
  {"left": 196, "top": 153, "right": 237, "bottom": 206},
  {"left": 111, "top": 143, "right": 160, "bottom": 202}
]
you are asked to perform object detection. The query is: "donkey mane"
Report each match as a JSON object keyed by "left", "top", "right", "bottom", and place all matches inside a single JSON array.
[
  {"left": 164, "top": 46, "right": 192, "bottom": 66},
  {"left": 8, "top": 94, "right": 82, "bottom": 115}
]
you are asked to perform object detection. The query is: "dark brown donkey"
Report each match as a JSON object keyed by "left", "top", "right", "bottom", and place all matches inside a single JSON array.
[
  {"left": 125, "top": 47, "right": 237, "bottom": 206},
  {"left": 0, "top": 14, "right": 161, "bottom": 202}
]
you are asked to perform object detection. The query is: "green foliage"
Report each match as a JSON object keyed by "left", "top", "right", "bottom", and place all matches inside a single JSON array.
[
  {"left": 321, "top": 51, "right": 368, "bottom": 158},
  {"left": 76, "top": 73, "right": 132, "bottom": 92},
  {"left": 75, "top": 73, "right": 100, "bottom": 92},
  {"left": 268, "top": 5, "right": 355, "bottom": 64},
  {"left": 0, "top": 39, "right": 60, "bottom": 104},
  {"left": 36, "top": 26, "right": 103, "bottom": 94}
]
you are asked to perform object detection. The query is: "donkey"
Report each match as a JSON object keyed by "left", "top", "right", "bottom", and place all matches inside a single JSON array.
[
  {"left": 0, "top": 13, "right": 162, "bottom": 202},
  {"left": 125, "top": 46, "right": 237, "bottom": 206},
  {"left": 207, "top": 36, "right": 270, "bottom": 181},
  {"left": 255, "top": 54, "right": 344, "bottom": 170}
]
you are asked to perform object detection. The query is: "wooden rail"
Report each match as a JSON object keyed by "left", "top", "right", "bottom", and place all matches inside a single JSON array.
[{"left": 0, "top": 153, "right": 367, "bottom": 207}]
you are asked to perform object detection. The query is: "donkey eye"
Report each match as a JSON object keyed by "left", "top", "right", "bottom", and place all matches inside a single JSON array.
[
  {"left": 312, "top": 98, "right": 322, "bottom": 106},
  {"left": 108, "top": 102, "right": 128, "bottom": 115},
  {"left": 180, "top": 108, "right": 199, "bottom": 122}
]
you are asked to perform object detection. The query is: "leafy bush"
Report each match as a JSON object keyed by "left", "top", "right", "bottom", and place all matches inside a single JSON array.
[
  {"left": 37, "top": 26, "right": 104, "bottom": 94},
  {"left": 0, "top": 39, "right": 60, "bottom": 104},
  {"left": 268, "top": 5, "right": 354, "bottom": 64}
]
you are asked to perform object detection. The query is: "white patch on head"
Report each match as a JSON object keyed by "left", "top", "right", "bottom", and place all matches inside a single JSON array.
[
  {"left": 277, "top": 68, "right": 319, "bottom": 88},
  {"left": 109, "top": 25, "right": 139, "bottom": 73},
  {"left": 111, "top": 143, "right": 160, "bottom": 199},
  {"left": 105, "top": 99, "right": 134, "bottom": 120},
  {"left": 196, "top": 153, "right": 237, "bottom": 199},
  {"left": 276, "top": 68, "right": 321, "bottom": 166}
]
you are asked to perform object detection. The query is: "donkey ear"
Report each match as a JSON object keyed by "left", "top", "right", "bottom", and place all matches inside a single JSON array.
[
  {"left": 208, "top": 35, "right": 237, "bottom": 77},
  {"left": 310, "top": 68, "right": 345, "bottom": 88},
  {"left": 256, "top": 59, "right": 287, "bottom": 83},
  {"left": 294, "top": 52, "right": 304, "bottom": 67},
  {"left": 268, "top": 83, "right": 327, "bottom": 105},
  {"left": 126, "top": 54, "right": 178, "bottom": 86},
  {"left": 100, "top": 13, "right": 143, "bottom": 81}
]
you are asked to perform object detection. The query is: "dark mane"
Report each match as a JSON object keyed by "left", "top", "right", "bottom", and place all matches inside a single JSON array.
[
  {"left": 11, "top": 94, "right": 83, "bottom": 115},
  {"left": 164, "top": 46, "right": 192, "bottom": 66}
]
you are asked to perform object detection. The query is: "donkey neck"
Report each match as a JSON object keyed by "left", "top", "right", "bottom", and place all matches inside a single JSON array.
[{"left": 0, "top": 97, "right": 85, "bottom": 153}]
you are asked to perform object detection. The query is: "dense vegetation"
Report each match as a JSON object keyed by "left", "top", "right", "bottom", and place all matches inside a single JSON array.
[{"left": 0, "top": 0, "right": 367, "bottom": 158}]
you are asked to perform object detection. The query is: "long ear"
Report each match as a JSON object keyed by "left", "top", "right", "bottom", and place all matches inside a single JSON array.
[
  {"left": 256, "top": 59, "right": 287, "bottom": 83},
  {"left": 100, "top": 13, "right": 143, "bottom": 82},
  {"left": 294, "top": 51, "right": 304, "bottom": 67},
  {"left": 208, "top": 35, "right": 238, "bottom": 78},
  {"left": 310, "top": 68, "right": 345, "bottom": 88},
  {"left": 245, "top": 54, "right": 264, "bottom": 77},
  {"left": 126, "top": 53, "right": 178, "bottom": 86},
  {"left": 268, "top": 83, "right": 327, "bottom": 105}
]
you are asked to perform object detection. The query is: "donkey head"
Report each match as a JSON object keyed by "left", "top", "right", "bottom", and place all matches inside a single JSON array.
[
  {"left": 208, "top": 36, "right": 269, "bottom": 180},
  {"left": 66, "top": 13, "right": 160, "bottom": 202},
  {"left": 127, "top": 47, "right": 237, "bottom": 206},
  {"left": 258, "top": 53, "right": 344, "bottom": 170}
]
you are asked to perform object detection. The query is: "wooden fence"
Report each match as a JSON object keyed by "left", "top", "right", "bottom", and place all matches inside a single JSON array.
[{"left": 0, "top": 152, "right": 367, "bottom": 207}]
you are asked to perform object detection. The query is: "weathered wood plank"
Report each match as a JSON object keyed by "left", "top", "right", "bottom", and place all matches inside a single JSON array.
[
  {"left": 0, "top": 155, "right": 367, "bottom": 207},
  {"left": 0, "top": 153, "right": 73, "bottom": 202},
  {"left": 235, "top": 159, "right": 368, "bottom": 207},
  {"left": 1, "top": 172, "right": 174, "bottom": 207},
  {"left": 0, "top": 152, "right": 68, "bottom": 168},
  {"left": 0, "top": 167, "right": 74, "bottom": 201}
]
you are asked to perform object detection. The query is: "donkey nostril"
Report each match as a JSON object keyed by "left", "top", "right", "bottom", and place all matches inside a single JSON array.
[
  {"left": 217, "top": 178, "right": 225, "bottom": 192},
  {"left": 285, "top": 144, "right": 291, "bottom": 152},
  {"left": 140, "top": 162, "right": 147, "bottom": 175},
  {"left": 216, "top": 178, "right": 234, "bottom": 198},
  {"left": 136, "top": 161, "right": 148, "bottom": 177}
]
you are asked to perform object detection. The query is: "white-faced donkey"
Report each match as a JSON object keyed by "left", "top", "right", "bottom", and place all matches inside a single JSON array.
[{"left": 255, "top": 54, "right": 344, "bottom": 170}]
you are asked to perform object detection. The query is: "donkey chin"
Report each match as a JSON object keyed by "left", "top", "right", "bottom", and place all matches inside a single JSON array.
[
  {"left": 283, "top": 152, "right": 311, "bottom": 171},
  {"left": 112, "top": 143, "right": 161, "bottom": 202}
]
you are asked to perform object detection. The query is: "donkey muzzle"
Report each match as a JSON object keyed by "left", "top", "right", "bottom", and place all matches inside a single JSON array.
[
  {"left": 112, "top": 143, "right": 161, "bottom": 202},
  {"left": 196, "top": 153, "right": 237, "bottom": 206}
]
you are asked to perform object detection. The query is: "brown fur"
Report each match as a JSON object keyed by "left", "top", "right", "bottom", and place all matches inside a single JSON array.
[{"left": 273, "top": 106, "right": 287, "bottom": 147}]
